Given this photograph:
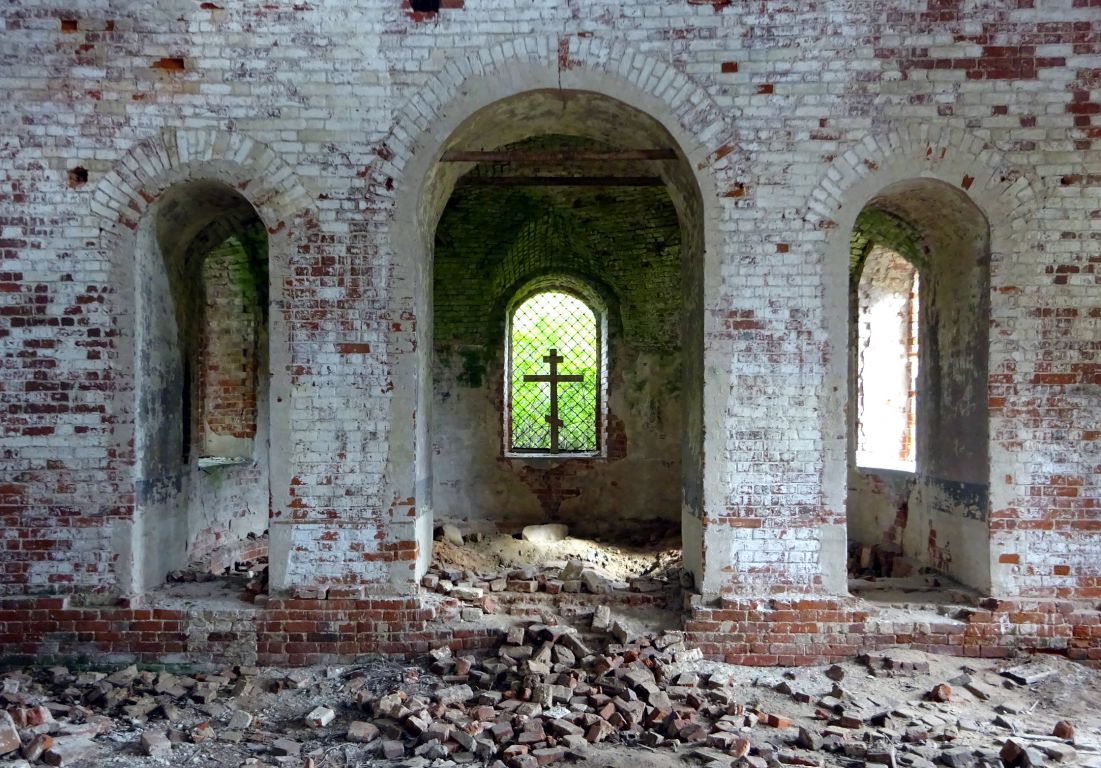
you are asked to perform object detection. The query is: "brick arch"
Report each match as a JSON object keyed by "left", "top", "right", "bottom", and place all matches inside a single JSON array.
[
  {"left": 805, "top": 125, "right": 1039, "bottom": 242},
  {"left": 376, "top": 36, "right": 735, "bottom": 593},
  {"left": 371, "top": 34, "right": 735, "bottom": 218},
  {"left": 89, "top": 128, "right": 312, "bottom": 238},
  {"left": 810, "top": 126, "right": 1040, "bottom": 597},
  {"left": 86, "top": 128, "right": 314, "bottom": 595}
]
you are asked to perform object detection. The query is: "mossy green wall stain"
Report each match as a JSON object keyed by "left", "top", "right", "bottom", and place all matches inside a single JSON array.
[
  {"left": 224, "top": 226, "right": 270, "bottom": 313},
  {"left": 850, "top": 208, "right": 927, "bottom": 279},
  {"left": 434, "top": 184, "right": 682, "bottom": 357},
  {"left": 457, "top": 348, "right": 489, "bottom": 388}
]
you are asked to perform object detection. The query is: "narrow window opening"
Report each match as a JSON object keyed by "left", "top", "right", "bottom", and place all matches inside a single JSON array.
[
  {"left": 856, "top": 246, "right": 918, "bottom": 472},
  {"left": 508, "top": 291, "right": 601, "bottom": 455}
]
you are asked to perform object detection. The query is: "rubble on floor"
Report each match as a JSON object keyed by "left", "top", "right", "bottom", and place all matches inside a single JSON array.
[{"left": 2, "top": 607, "right": 1100, "bottom": 768}]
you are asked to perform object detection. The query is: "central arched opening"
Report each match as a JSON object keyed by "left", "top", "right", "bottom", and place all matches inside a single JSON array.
[{"left": 418, "top": 90, "right": 705, "bottom": 598}]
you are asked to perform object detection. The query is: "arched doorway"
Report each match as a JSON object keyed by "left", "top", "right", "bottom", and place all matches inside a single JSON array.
[{"left": 414, "top": 89, "right": 707, "bottom": 586}]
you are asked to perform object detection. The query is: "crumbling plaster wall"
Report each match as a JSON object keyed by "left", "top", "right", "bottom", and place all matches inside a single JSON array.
[{"left": 0, "top": 1, "right": 1097, "bottom": 603}]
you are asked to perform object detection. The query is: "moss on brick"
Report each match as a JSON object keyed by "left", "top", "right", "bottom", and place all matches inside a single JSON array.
[
  {"left": 850, "top": 208, "right": 927, "bottom": 280},
  {"left": 434, "top": 140, "right": 682, "bottom": 363}
]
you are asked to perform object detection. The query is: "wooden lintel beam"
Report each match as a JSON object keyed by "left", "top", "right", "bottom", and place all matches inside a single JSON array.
[
  {"left": 441, "top": 149, "right": 676, "bottom": 163},
  {"left": 457, "top": 176, "right": 665, "bottom": 187}
]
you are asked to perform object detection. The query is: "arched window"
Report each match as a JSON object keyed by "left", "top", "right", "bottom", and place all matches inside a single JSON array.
[
  {"left": 856, "top": 245, "right": 919, "bottom": 471},
  {"left": 507, "top": 289, "right": 603, "bottom": 455}
]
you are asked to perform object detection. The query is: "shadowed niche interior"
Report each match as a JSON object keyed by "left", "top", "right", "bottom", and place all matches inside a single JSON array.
[
  {"left": 131, "top": 180, "right": 271, "bottom": 594},
  {"left": 846, "top": 179, "right": 991, "bottom": 601}
]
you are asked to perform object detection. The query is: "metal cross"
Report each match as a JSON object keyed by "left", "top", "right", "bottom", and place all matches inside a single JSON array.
[{"left": 523, "top": 347, "right": 584, "bottom": 452}]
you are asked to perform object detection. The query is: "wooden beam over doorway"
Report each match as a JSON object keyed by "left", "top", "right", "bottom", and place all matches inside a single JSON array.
[
  {"left": 456, "top": 176, "right": 665, "bottom": 187},
  {"left": 440, "top": 148, "right": 677, "bottom": 163}
]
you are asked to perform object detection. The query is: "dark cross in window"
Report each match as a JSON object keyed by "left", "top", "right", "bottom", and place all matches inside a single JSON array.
[{"left": 523, "top": 347, "right": 584, "bottom": 452}]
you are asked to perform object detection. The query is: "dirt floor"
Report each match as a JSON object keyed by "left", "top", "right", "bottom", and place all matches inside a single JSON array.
[{"left": 430, "top": 531, "right": 683, "bottom": 584}]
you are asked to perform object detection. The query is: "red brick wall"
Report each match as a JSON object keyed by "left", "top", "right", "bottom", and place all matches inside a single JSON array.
[
  {"left": 199, "top": 237, "right": 261, "bottom": 452},
  {"left": 1, "top": 593, "right": 1097, "bottom": 668}
]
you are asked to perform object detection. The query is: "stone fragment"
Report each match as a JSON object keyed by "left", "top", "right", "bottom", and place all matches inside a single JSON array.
[
  {"left": 452, "top": 586, "right": 484, "bottom": 601},
  {"left": 381, "top": 739, "right": 405, "bottom": 759},
  {"left": 271, "top": 738, "right": 301, "bottom": 757},
  {"left": 140, "top": 731, "right": 172, "bottom": 758},
  {"left": 190, "top": 722, "right": 216, "bottom": 742},
  {"left": 928, "top": 683, "right": 952, "bottom": 702},
  {"left": 938, "top": 747, "right": 978, "bottom": 768},
  {"left": 521, "top": 524, "right": 568, "bottom": 544},
  {"left": 435, "top": 684, "right": 474, "bottom": 705},
  {"left": 0, "top": 712, "right": 20, "bottom": 755},
  {"left": 1001, "top": 663, "right": 1054, "bottom": 685},
  {"left": 377, "top": 692, "right": 404, "bottom": 718},
  {"left": 585, "top": 719, "right": 614, "bottom": 743},
  {"left": 560, "top": 560, "right": 584, "bottom": 580},
  {"left": 306, "top": 704, "right": 334, "bottom": 726},
  {"left": 1037, "top": 741, "right": 1076, "bottom": 762},
  {"left": 439, "top": 524, "right": 464, "bottom": 546},
  {"left": 531, "top": 746, "right": 567, "bottom": 765},
  {"left": 429, "top": 645, "right": 453, "bottom": 662},
  {"left": 25, "top": 705, "right": 53, "bottom": 727},
  {"left": 546, "top": 719, "right": 583, "bottom": 738},
  {"left": 106, "top": 665, "right": 139, "bottom": 686},
  {"left": 764, "top": 713, "right": 793, "bottom": 729},
  {"left": 796, "top": 727, "right": 821, "bottom": 750},
  {"left": 228, "top": 709, "right": 253, "bottom": 730},
  {"left": 866, "top": 745, "right": 896, "bottom": 767},
  {"left": 347, "top": 721, "right": 379, "bottom": 743},
  {"left": 22, "top": 734, "right": 53, "bottom": 762},
  {"left": 825, "top": 664, "right": 845, "bottom": 681},
  {"left": 42, "top": 737, "right": 99, "bottom": 766},
  {"left": 581, "top": 570, "right": 609, "bottom": 594},
  {"left": 963, "top": 681, "right": 992, "bottom": 701},
  {"left": 1052, "top": 719, "right": 1074, "bottom": 739}
]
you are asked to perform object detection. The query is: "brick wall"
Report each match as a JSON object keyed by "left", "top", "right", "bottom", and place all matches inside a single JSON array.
[
  {"left": 0, "top": 0, "right": 1096, "bottom": 620},
  {"left": 199, "top": 236, "right": 263, "bottom": 457},
  {"left": 1, "top": 592, "right": 1098, "bottom": 668}
]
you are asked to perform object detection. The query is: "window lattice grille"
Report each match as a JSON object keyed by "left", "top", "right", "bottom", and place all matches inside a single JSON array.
[{"left": 510, "top": 292, "right": 598, "bottom": 453}]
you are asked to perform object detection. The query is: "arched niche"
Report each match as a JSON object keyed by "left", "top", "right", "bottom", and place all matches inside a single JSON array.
[
  {"left": 132, "top": 180, "right": 271, "bottom": 593},
  {"left": 846, "top": 178, "right": 992, "bottom": 593}
]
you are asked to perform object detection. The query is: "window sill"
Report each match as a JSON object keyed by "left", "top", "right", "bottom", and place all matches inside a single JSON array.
[
  {"left": 505, "top": 451, "right": 602, "bottom": 460},
  {"left": 855, "top": 458, "right": 916, "bottom": 474},
  {"left": 197, "top": 456, "right": 252, "bottom": 469}
]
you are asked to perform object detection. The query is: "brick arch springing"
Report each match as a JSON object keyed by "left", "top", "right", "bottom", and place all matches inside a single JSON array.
[{"left": 86, "top": 128, "right": 314, "bottom": 595}]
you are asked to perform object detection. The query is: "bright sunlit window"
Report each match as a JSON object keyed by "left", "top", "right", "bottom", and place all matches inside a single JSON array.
[
  {"left": 856, "top": 246, "right": 918, "bottom": 472},
  {"left": 508, "top": 291, "right": 600, "bottom": 454}
]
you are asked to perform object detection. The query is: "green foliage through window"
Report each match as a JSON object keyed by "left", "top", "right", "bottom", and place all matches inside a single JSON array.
[{"left": 510, "top": 292, "right": 598, "bottom": 452}]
